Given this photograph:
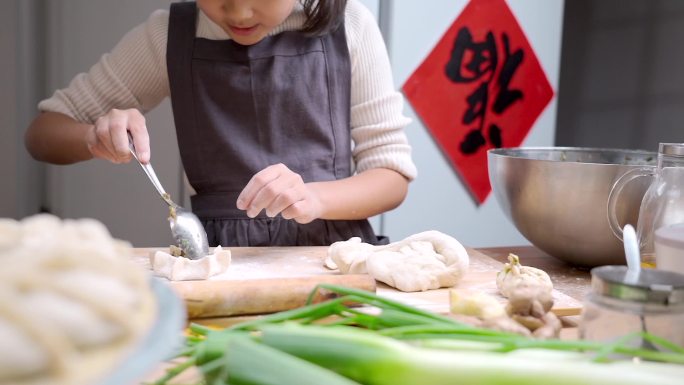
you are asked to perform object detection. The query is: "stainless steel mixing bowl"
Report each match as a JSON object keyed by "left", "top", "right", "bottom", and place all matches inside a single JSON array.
[{"left": 488, "top": 147, "right": 657, "bottom": 267}]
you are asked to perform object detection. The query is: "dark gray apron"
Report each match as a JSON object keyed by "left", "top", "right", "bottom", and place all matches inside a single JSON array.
[{"left": 167, "top": 2, "right": 385, "bottom": 247}]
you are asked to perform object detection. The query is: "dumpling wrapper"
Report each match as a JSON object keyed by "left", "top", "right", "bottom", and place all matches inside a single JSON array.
[{"left": 150, "top": 246, "right": 232, "bottom": 281}]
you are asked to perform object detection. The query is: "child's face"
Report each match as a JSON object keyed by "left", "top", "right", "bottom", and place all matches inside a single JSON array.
[{"left": 197, "top": 0, "right": 297, "bottom": 46}]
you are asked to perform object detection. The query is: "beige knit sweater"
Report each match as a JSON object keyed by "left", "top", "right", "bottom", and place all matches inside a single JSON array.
[{"left": 38, "top": 0, "right": 417, "bottom": 180}]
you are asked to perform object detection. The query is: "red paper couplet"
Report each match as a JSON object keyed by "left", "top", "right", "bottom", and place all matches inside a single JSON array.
[{"left": 403, "top": 0, "right": 554, "bottom": 204}]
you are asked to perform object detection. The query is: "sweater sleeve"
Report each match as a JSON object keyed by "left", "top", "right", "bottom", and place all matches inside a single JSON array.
[
  {"left": 345, "top": 0, "right": 417, "bottom": 181},
  {"left": 38, "top": 10, "right": 170, "bottom": 124}
]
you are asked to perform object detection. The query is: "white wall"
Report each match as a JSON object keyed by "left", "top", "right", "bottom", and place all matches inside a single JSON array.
[{"left": 382, "top": 0, "right": 564, "bottom": 247}]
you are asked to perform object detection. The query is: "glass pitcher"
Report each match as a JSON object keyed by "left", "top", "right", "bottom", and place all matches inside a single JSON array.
[{"left": 608, "top": 143, "right": 684, "bottom": 266}]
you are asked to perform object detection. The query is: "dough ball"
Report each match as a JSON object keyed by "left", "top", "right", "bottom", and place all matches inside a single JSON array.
[
  {"left": 326, "top": 231, "right": 469, "bottom": 292},
  {"left": 327, "top": 237, "right": 376, "bottom": 274}
]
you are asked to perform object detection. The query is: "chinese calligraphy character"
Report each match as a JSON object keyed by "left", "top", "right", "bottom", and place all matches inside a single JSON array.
[{"left": 445, "top": 27, "right": 524, "bottom": 154}]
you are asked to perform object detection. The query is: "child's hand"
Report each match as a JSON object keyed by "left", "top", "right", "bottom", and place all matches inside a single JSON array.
[
  {"left": 236, "top": 164, "right": 323, "bottom": 224},
  {"left": 87, "top": 108, "right": 150, "bottom": 164}
]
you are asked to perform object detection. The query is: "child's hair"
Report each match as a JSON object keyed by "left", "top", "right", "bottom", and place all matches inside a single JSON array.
[{"left": 300, "top": 0, "right": 348, "bottom": 36}]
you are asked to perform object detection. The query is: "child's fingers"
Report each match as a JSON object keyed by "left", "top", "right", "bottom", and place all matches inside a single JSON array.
[
  {"left": 127, "top": 111, "right": 150, "bottom": 163},
  {"left": 281, "top": 201, "right": 315, "bottom": 224},
  {"left": 237, "top": 164, "right": 320, "bottom": 222},
  {"left": 246, "top": 175, "right": 295, "bottom": 218},
  {"left": 108, "top": 109, "right": 133, "bottom": 161},
  {"left": 236, "top": 164, "right": 283, "bottom": 211},
  {"left": 265, "top": 179, "right": 305, "bottom": 217},
  {"left": 283, "top": 186, "right": 322, "bottom": 224}
]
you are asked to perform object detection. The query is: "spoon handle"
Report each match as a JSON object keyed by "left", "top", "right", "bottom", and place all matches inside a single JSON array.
[
  {"left": 127, "top": 133, "right": 177, "bottom": 208},
  {"left": 623, "top": 224, "right": 641, "bottom": 284}
]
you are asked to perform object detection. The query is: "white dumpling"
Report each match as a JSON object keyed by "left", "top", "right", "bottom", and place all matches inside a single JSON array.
[
  {"left": 0, "top": 214, "right": 154, "bottom": 385},
  {"left": 0, "top": 317, "right": 49, "bottom": 380},
  {"left": 17, "top": 214, "right": 63, "bottom": 253},
  {"left": 151, "top": 246, "right": 232, "bottom": 281},
  {"left": 21, "top": 292, "right": 123, "bottom": 348},
  {"left": 0, "top": 219, "right": 21, "bottom": 251}
]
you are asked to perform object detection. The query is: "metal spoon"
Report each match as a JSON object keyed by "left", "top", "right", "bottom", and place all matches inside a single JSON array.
[
  {"left": 127, "top": 133, "right": 209, "bottom": 260},
  {"left": 623, "top": 224, "right": 656, "bottom": 350},
  {"left": 623, "top": 224, "right": 641, "bottom": 284}
]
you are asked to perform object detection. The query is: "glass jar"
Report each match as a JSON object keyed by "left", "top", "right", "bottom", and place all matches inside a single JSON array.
[
  {"left": 655, "top": 222, "right": 684, "bottom": 275},
  {"left": 580, "top": 265, "right": 684, "bottom": 348},
  {"left": 608, "top": 143, "right": 684, "bottom": 267}
]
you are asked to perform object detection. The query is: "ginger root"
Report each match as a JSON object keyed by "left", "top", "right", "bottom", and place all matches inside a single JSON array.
[{"left": 506, "top": 286, "right": 561, "bottom": 339}]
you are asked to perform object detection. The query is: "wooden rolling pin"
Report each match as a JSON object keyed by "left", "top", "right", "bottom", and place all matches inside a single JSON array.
[{"left": 171, "top": 274, "right": 376, "bottom": 319}]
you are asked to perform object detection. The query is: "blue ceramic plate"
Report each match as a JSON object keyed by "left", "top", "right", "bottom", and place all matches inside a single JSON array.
[{"left": 97, "top": 277, "right": 186, "bottom": 385}]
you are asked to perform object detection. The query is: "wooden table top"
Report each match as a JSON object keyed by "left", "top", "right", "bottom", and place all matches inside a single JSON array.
[
  {"left": 135, "top": 245, "right": 593, "bottom": 384},
  {"left": 137, "top": 245, "right": 586, "bottom": 325}
]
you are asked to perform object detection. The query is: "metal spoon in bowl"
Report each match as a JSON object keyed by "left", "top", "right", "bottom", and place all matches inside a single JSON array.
[
  {"left": 127, "top": 133, "right": 209, "bottom": 260},
  {"left": 623, "top": 224, "right": 657, "bottom": 350},
  {"left": 623, "top": 224, "right": 641, "bottom": 284}
]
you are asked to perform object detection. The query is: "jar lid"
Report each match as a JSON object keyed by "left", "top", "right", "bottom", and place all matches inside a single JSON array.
[
  {"left": 659, "top": 143, "right": 684, "bottom": 157},
  {"left": 655, "top": 223, "right": 684, "bottom": 249},
  {"left": 590, "top": 265, "right": 684, "bottom": 305}
]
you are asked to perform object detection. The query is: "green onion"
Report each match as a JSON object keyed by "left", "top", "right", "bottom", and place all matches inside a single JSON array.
[
  {"left": 161, "top": 331, "right": 361, "bottom": 385},
  {"left": 154, "top": 284, "right": 684, "bottom": 385},
  {"left": 257, "top": 323, "right": 684, "bottom": 385}
]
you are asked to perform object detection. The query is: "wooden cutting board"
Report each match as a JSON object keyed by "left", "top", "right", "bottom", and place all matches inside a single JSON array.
[
  {"left": 129, "top": 246, "right": 582, "bottom": 318},
  {"left": 377, "top": 250, "right": 582, "bottom": 317}
]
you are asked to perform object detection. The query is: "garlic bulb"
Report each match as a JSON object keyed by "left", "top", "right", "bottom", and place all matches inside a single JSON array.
[{"left": 496, "top": 253, "right": 553, "bottom": 299}]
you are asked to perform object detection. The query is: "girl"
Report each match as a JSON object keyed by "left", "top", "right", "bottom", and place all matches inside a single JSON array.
[{"left": 25, "top": 0, "right": 417, "bottom": 247}]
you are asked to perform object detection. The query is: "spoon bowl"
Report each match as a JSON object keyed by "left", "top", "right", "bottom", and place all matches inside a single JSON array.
[
  {"left": 128, "top": 133, "right": 209, "bottom": 260},
  {"left": 168, "top": 205, "right": 210, "bottom": 260}
]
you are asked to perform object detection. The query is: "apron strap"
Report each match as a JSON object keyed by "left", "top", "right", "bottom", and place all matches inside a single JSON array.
[{"left": 168, "top": 2, "right": 202, "bottom": 174}]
